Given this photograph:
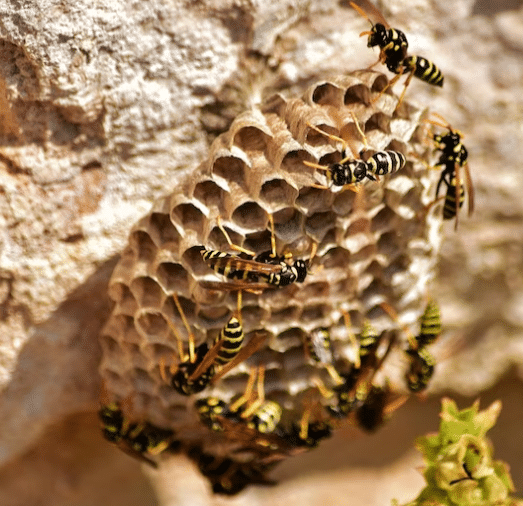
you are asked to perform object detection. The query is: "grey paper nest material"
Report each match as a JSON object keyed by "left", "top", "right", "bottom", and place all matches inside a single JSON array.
[{"left": 99, "top": 69, "right": 442, "bottom": 481}]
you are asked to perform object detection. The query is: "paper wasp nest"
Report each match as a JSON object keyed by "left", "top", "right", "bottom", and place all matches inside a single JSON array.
[{"left": 99, "top": 70, "right": 442, "bottom": 482}]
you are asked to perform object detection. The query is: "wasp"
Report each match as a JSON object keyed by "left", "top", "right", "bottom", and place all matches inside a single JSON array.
[
  {"left": 414, "top": 298, "right": 442, "bottom": 349},
  {"left": 358, "top": 320, "right": 382, "bottom": 365},
  {"left": 381, "top": 299, "right": 441, "bottom": 351},
  {"left": 326, "top": 320, "right": 394, "bottom": 418},
  {"left": 381, "top": 299, "right": 442, "bottom": 393},
  {"left": 289, "top": 420, "right": 333, "bottom": 448},
  {"left": 187, "top": 446, "right": 277, "bottom": 495},
  {"left": 195, "top": 395, "right": 303, "bottom": 467},
  {"left": 194, "top": 368, "right": 294, "bottom": 468},
  {"left": 428, "top": 113, "right": 474, "bottom": 230},
  {"left": 201, "top": 249, "right": 307, "bottom": 287},
  {"left": 304, "top": 112, "right": 406, "bottom": 189},
  {"left": 304, "top": 327, "right": 346, "bottom": 386},
  {"left": 405, "top": 346, "right": 435, "bottom": 393},
  {"left": 287, "top": 404, "right": 334, "bottom": 449},
  {"left": 213, "top": 316, "right": 245, "bottom": 367},
  {"left": 196, "top": 366, "right": 283, "bottom": 439},
  {"left": 200, "top": 216, "right": 311, "bottom": 292},
  {"left": 195, "top": 396, "right": 229, "bottom": 432},
  {"left": 354, "top": 383, "right": 407, "bottom": 432},
  {"left": 350, "top": 0, "right": 443, "bottom": 109},
  {"left": 223, "top": 366, "right": 283, "bottom": 434},
  {"left": 99, "top": 401, "right": 175, "bottom": 467},
  {"left": 161, "top": 293, "right": 266, "bottom": 396}
]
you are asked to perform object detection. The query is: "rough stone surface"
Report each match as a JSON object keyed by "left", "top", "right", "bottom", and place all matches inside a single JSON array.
[{"left": 0, "top": 0, "right": 522, "bottom": 504}]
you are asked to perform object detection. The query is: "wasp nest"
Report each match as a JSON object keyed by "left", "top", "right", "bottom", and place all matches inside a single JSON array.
[{"left": 99, "top": 69, "right": 442, "bottom": 492}]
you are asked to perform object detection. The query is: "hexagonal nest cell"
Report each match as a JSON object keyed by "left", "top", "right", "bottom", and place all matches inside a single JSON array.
[{"left": 99, "top": 70, "right": 443, "bottom": 493}]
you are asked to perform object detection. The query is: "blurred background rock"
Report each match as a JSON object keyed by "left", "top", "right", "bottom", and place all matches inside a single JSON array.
[{"left": 0, "top": 0, "right": 522, "bottom": 504}]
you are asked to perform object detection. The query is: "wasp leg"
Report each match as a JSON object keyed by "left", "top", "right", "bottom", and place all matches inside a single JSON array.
[{"left": 217, "top": 216, "right": 256, "bottom": 257}]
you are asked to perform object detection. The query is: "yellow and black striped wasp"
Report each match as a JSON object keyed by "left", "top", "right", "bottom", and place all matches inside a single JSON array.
[
  {"left": 196, "top": 368, "right": 334, "bottom": 455},
  {"left": 304, "top": 111, "right": 406, "bottom": 190},
  {"left": 200, "top": 216, "right": 311, "bottom": 292},
  {"left": 287, "top": 396, "right": 334, "bottom": 449},
  {"left": 381, "top": 299, "right": 442, "bottom": 393},
  {"left": 98, "top": 401, "right": 176, "bottom": 467},
  {"left": 195, "top": 366, "right": 283, "bottom": 436},
  {"left": 288, "top": 418, "right": 333, "bottom": 448},
  {"left": 325, "top": 317, "right": 397, "bottom": 420},
  {"left": 161, "top": 293, "right": 266, "bottom": 396},
  {"left": 304, "top": 327, "right": 346, "bottom": 386},
  {"left": 186, "top": 445, "right": 277, "bottom": 495},
  {"left": 194, "top": 367, "right": 299, "bottom": 471},
  {"left": 350, "top": 0, "right": 444, "bottom": 109},
  {"left": 427, "top": 113, "right": 474, "bottom": 230}
]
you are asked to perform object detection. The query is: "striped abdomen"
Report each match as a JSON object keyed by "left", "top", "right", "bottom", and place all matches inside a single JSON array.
[
  {"left": 306, "top": 327, "right": 333, "bottom": 364},
  {"left": 99, "top": 403, "right": 125, "bottom": 443},
  {"left": 201, "top": 249, "right": 251, "bottom": 281},
  {"left": 247, "top": 401, "right": 282, "bottom": 434},
  {"left": 215, "top": 317, "right": 244, "bottom": 366},
  {"left": 358, "top": 321, "right": 380, "bottom": 361},
  {"left": 366, "top": 151, "right": 406, "bottom": 177},
  {"left": 405, "top": 347, "right": 435, "bottom": 392},
  {"left": 403, "top": 55, "right": 444, "bottom": 87},
  {"left": 417, "top": 300, "right": 441, "bottom": 348},
  {"left": 443, "top": 177, "right": 465, "bottom": 219}
]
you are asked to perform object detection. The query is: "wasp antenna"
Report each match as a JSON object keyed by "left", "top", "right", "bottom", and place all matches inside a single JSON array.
[{"left": 428, "top": 111, "right": 451, "bottom": 129}]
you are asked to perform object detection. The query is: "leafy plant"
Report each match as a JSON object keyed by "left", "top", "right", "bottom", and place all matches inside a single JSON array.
[{"left": 394, "top": 398, "right": 522, "bottom": 506}]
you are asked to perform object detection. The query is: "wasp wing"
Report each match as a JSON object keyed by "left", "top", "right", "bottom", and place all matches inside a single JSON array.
[
  {"left": 199, "top": 280, "right": 274, "bottom": 293},
  {"left": 211, "top": 332, "right": 268, "bottom": 384},
  {"left": 349, "top": 0, "right": 390, "bottom": 29},
  {"left": 463, "top": 163, "right": 475, "bottom": 216}
]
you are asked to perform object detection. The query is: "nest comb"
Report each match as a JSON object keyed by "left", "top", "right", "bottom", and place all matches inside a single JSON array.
[{"left": 99, "top": 69, "right": 442, "bottom": 489}]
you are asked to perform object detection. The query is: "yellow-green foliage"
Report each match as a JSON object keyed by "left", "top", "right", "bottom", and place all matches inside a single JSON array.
[{"left": 395, "top": 398, "right": 523, "bottom": 506}]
